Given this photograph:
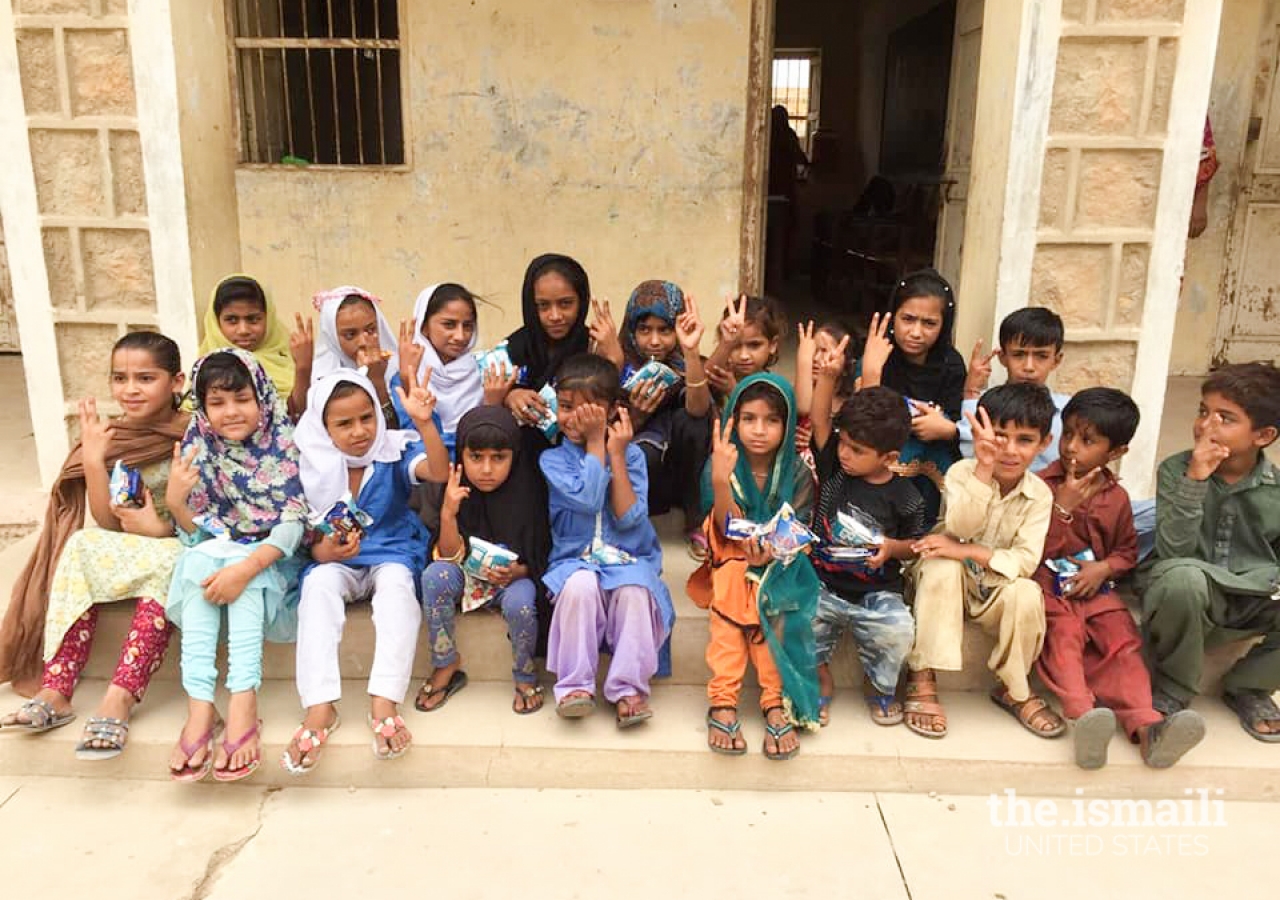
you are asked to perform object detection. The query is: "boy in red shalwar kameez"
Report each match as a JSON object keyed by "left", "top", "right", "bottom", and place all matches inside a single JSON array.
[{"left": 1034, "top": 388, "right": 1205, "bottom": 770}]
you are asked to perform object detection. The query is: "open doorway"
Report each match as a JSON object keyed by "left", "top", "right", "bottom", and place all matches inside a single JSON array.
[{"left": 762, "top": 0, "right": 979, "bottom": 331}]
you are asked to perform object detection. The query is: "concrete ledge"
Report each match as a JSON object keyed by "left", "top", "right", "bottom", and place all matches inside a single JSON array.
[{"left": 1, "top": 678, "right": 1277, "bottom": 800}]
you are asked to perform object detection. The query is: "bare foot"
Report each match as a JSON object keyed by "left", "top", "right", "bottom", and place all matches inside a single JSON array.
[
  {"left": 170, "top": 699, "right": 218, "bottom": 774},
  {"left": 283, "top": 702, "right": 339, "bottom": 771},
  {"left": 0, "top": 688, "right": 72, "bottom": 727},
  {"left": 370, "top": 696, "right": 411, "bottom": 756},
  {"left": 215, "top": 690, "right": 260, "bottom": 774},
  {"left": 707, "top": 707, "right": 747, "bottom": 753},
  {"left": 817, "top": 663, "right": 834, "bottom": 726},
  {"left": 415, "top": 661, "right": 461, "bottom": 712},
  {"left": 763, "top": 706, "right": 799, "bottom": 758}
]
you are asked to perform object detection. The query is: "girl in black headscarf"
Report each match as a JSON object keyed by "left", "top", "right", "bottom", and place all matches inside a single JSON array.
[{"left": 415, "top": 406, "right": 552, "bottom": 714}]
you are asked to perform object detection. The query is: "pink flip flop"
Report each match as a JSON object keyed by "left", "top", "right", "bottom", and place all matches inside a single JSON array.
[
  {"left": 213, "top": 720, "right": 262, "bottom": 783},
  {"left": 170, "top": 720, "right": 223, "bottom": 783}
]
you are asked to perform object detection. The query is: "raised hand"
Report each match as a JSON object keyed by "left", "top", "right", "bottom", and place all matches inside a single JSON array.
[
  {"left": 78, "top": 397, "right": 112, "bottom": 465},
  {"left": 709, "top": 417, "right": 738, "bottom": 488},
  {"left": 964, "top": 339, "right": 997, "bottom": 398},
  {"left": 165, "top": 442, "right": 200, "bottom": 512},
  {"left": 398, "top": 318, "right": 425, "bottom": 388},
  {"left": 676, "top": 293, "right": 706, "bottom": 352},
  {"left": 394, "top": 364, "right": 437, "bottom": 424},
  {"left": 483, "top": 362, "right": 518, "bottom": 406},
  {"left": 289, "top": 314, "right": 315, "bottom": 371},
  {"left": 797, "top": 320, "right": 818, "bottom": 379},
  {"left": 441, "top": 463, "right": 471, "bottom": 514},
  {"left": 963, "top": 406, "right": 1002, "bottom": 470},
  {"left": 607, "top": 406, "right": 634, "bottom": 457},
  {"left": 588, "top": 298, "right": 622, "bottom": 361},
  {"left": 575, "top": 402, "right": 608, "bottom": 445},
  {"left": 1056, "top": 460, "right": 1106, "bottom": 513},
  {"left": 355, "top": 344, "right": 390, "bottom": 384},
  {"left": 706, "top": 362, "right": 736, "bottom": 397},
  {"left": 1187, "top": 420, "right": 1231, "bottom": 481},
  {"left": 718, "top": 293, "right": 747, "bottom": 345},
  {"left": 860, "top": 312, "right": 893, "bottom": 382},
  {"left": 817, "top": 334, "right": 850, "bottom": 381}
]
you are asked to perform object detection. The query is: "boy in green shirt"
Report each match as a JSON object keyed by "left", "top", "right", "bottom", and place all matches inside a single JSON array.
[{"left": 1141, "top": 362, "right": 1280, "bottom": 742}]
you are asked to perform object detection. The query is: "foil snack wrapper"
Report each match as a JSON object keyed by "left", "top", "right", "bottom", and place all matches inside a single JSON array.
[
  {"left": 109, "top": 460, "right": 144, "bottom": 508},
  {"left": 724, "top": 502, "right": 817, "bottom": 565},
  {"left": 311, "top": 493, "right": 374, "bottom": 545},
  {"left": 532, "top": 383, "right": 559, "bottom": 441},
  {"left": 622, "top": 359, "right": 682, "bottom": 393},
  {"left": 1045, "top": 548, "right": 1097, "bottom": 597},
  {"left": 462, "top": 537, "right": 520, "bottom": 581},
  {"left": 474, "top": 340, "right": 528, "bottom": 385}
]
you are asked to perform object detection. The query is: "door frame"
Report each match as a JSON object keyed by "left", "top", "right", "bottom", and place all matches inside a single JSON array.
[{"left": 739, "top": 0, "right": 775, "bottom": 295}]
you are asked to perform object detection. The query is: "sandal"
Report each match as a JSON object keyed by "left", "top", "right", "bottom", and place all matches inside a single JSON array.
[
  {"left": 369, "top": 714, "right": 411, "bottom": 760},
  {"left": 414, "top": 669, "right": 468, "bottom": 713},
  {"left": 903, "top": 670, "right": 948, "bottom": 739},
  {"left": 280, "top": 714, "right": 341, "bottom": 775},
  {"left": 0, "top": 697, "right": 75, "bottom": 734},
  {"left": 1073, "top": 707, "right": 1117, "bottom": 770},
  {"left": 1141, "top": 709, "right": 1206, "bottom": 767},
  {"left": 990, "top": 688, "right": 1066, "bottom": 739},
  {"left": 1152, "top": 686, "right": 1189, "bottom": 718},
  {"left": 615, "top": 695, "right": 653, "bottom": 729},
  {"left": 213, "top": 720, "right": 262, "bottom": 782},
  {"left": 762, "top": 708, "right": 799, "bottom": 761},
  {"left": 706, "top": 707, "right": 747, "bottom": 756},
  {"left": 556, "top": 691, "right": 596, "bottom": 719},
  {"left": 512, "top": 684, "right": 545, "bottom": 715},
  {"left": 687, "top": 530, "right": 710, "bottom": 562},
  {"left": 817, "top": 695, "right": 832, "bottom": 728},
  {"left": 1222, "top": 689, "right": 1280, "bottom": 744},
  {"left": 865, "top": 692, "right": 904, "bottom": 727},
  {"left": 74, "top": 716, "right": 129, "bottom": 761},
  {"left": 170, "top": 720, "right": 223, "bottom": 783}
]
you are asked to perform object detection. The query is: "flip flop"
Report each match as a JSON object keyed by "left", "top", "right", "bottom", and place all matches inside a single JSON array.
[
  {"left": 512, "top": 684, "right": 545, "bottom": 715},
  {"left": 170, "top": 720, "right": 223, "bottom": 783},
  {"left": 280, "top": 715, "right": 341, "bottom": 776},
  {"left": 615, "top": 696, "right": 653, "bottom": 729},
  {"left": 213, "top": 720, "right": 262, "bottom": 782},
  {"left": 763, "top": 719, "right": 799, "bottom": 761},
  {"left": 865, "top": 693, "right": 904, "bottom": 727},
  {"left": 1, "top": 697, "right": 75, "bottom": 734},
  {"left": 555, "top": 693, "right": 596, "bottom": 719},
  {"left": 1222, "top": 690, "right": 1280, "bottom": 744},
  {"left": 74, "top": 716, "right": 129, "bottom": 761},
  {"left": 706, "top": 709, "right": 748, "bottom": 756},
  {"left": 414, "top": 670, "right": 468, "bottom": 713},
  {"left": 369, "top": 714, "right": 411, "bottom": 760}
]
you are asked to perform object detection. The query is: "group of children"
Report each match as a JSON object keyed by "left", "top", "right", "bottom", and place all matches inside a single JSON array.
[{"left": 0, "top": 257, "right": 1277, "bottom": 780}]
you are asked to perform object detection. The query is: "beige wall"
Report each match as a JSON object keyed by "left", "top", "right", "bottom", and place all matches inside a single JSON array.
[
  {"left": 233, "top": 0, "right": 754, "bottom": 339},
  {"left": 1168, "top": 0, "right": 1265, "bottom": 375}
]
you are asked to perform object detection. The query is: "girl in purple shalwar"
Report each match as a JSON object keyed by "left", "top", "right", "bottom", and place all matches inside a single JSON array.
[{"left": 540, "top": 354, "right": 675, "bottom": 728}]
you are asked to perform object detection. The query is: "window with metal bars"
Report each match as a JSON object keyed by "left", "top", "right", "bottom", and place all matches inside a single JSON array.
[
  {"left": 771, "top": 51, "right": 820, "bottom": 156},
  {"left": 230, "top": 0, "right": 405, "bottom": 166}
]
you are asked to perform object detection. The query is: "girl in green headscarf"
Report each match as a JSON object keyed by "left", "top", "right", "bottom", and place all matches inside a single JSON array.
[
  {"left": 687, "top": 373, "right": 821, "bottom": 759},
  {"left": 200, "top": 275, "right": 298, "bottom": 403}
]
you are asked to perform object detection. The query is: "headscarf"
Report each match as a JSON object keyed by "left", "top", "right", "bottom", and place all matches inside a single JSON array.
[
  {"left": 183, "top": 348, "right": 307, "bottom": 538},
  {"left": 411, "top": 283, "right": 483, "bottom": 433},
  {"left": 295, "top": 370, "right": 416, "bottom": 515},
  {"left": 880, "top": 269, "right": 966, "bottom": 420},
  {"left": 697, "top": 373, "right": 821, "bottom": 727},
  {"left": 621, "top": 279, "right": 686, "bottom": 372},
  {"left": 505, "top": 254, "right": 591, "bottom": 389},
  {"left": 311, "top": 285, "right": 400, "bottom": 390},
  {"left": 0, "top": 408, "right": 188, "bottom": 695},
  {"left": 199, "top": 274, "right": 295, "bottom": 397}
]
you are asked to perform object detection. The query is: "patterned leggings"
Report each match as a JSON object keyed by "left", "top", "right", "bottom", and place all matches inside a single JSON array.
[
  {"left": 41, "top": 598, "right": 173, "bottom": 702},
  {"left": 421, "top": 562, "right": 538, "bottom": 684}
]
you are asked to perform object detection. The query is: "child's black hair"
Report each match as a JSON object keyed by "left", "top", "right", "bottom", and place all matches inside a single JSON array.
[
  {"left": 816, "top": 320, "right": 860, "bottom": 398},
  {"left": 1062, "top": 387, "right": 1139, "bottom": 448},
  {"left": 338, "top": 293, "right": 376, "bottom": 315},
  {"left": 978, "top": 382, "right": 1056, "bottom": 438},
  {"left": 1202, "top": 362, "right": 1280, "bottom": 433},
  {"left": 836, "top": 386, "right": 911, "bottom": 455},
  {"left": 529, "top": 257, "right": 590, "bottom": 304},
  {"left": 554, "top": 352, "right": 620, "bottom": 406},
  {"left": 889, "top": 268, "right": 956, "bottom": 349},
  {"left": 321, "top": 380, "right": 373, "bottom": 426},
  {"left": 195, "top": 352, "right": 254, "bottom": 407},
  {"left": 423, "top": 283, "right": 479, "bottom": 323},
  {"left": 212, "top": 276, "right": 267, "bottom": 316},
  {"left": 733, "top": 380, "right": 788, "bottom": 422},
  {"left": 461, "top": 423, "right": 517, "bottom": 453},
  {"left": 113, "top": 331, "right": 182, "bottom": 377},
  {"left": 999, "top": 307, "right": 1065, "bottom": 352}
]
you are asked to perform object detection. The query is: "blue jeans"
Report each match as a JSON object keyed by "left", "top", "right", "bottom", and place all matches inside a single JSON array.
[
  {"left": 420, "top": 561, "right": 538, "bottom": 683},
  {"left": 1132, "top": 498, "right": 1156, "bottom": 563},
  {"left": 812, "top": 586, "right": 915, "bottom": 694}
]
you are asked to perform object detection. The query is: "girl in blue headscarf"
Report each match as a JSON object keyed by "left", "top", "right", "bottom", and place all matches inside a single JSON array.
[
  {"left": 618, "top": 280, "right": 714, "bottom": 558},
  {"left": 687, "top": 373, "right": 821, "bottom": 760}
]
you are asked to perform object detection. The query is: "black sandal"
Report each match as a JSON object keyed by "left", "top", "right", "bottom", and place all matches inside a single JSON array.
[
  {"left": 512, "top": 684, "right": 544, "bottom": 715},
  {"left": 1223, "top": 689, "right": 1280, "bottom": 743},
  {"left": 706, "top": 707, "right": 747, "bottom": 755},
  {"left": 414, "top": 670, "right": 468, "bottom": 713},
  {"left": 762, "top": 706, "right": 799, "bottom": 761}
]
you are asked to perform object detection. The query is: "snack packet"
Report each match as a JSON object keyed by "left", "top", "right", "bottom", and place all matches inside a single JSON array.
[
  {"left": 109, "top": 460, "right": 144, "bottom": 508},
  {"left": 474, "top": 340, "right": 528, "bottom": 385},
  {"left": 833, "top": 507, "right": 884, "bottom": 548},
  {"left": 1045, "top": 548, "right": 1097, "bottom": 597},
  {"left": 461, "top": 538, "right": 521, "bottom": 612},
  {"left": 724, "top": 503, "right": 817, "bottom": 565},
  {"left": 622, "top": 359, "right": 682, "bottom": 394},
  {"left": 311, "top": 493, "right": 374, "bottom": 545},
  {"left": 531, "top": 383, "right": 559, "bottom": 441}
]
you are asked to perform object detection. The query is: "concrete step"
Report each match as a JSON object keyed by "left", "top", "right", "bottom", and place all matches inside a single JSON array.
[{"left": 2, "top": 677, "right": 1277, "bottom": 800}]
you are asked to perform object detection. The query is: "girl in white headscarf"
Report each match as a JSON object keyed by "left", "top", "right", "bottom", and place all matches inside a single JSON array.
[
  {"left": 390, "top": 282, "right": 485, "bottom": 455},
  {"left": 309, "top": 286, "right": 401, "bottom": 427},
  {"left": 284, "top": 368, "right": 449, "bottom": 774}
]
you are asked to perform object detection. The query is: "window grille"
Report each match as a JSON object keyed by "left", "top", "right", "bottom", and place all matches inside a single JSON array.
[
  {"left": 230, "top": 0, "right": 405, "bottom": 166},
  {"left": 771, "top": 51, "right": 821, "bottom": 155}
]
